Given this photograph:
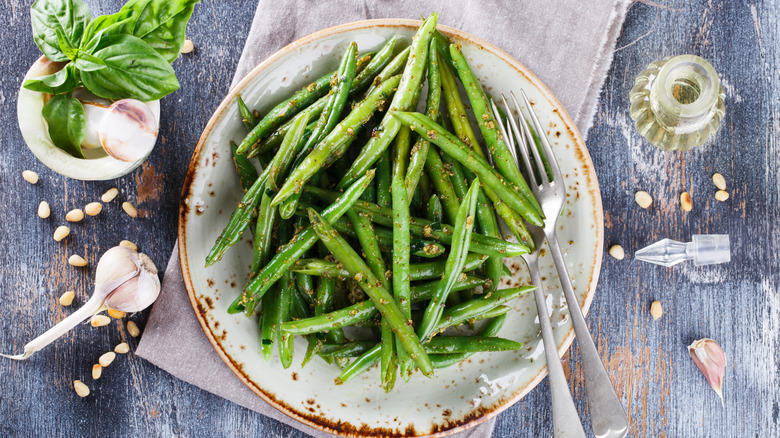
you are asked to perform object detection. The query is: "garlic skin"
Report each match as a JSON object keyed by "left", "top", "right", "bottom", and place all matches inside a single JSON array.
[
  {"left": 688, "top": 338, "right": 726, "bottom": 405},
  {"left": 98, "top": 99, "right": 158, "bottom": 162},
  {"left": 0, "top": 245, "right": 160, "bottom": 361}
]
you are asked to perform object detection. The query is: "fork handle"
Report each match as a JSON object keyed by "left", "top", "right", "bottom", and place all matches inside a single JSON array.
[
  {"left": 546, "top": 232, "right": 629, "bottom": 438},
  {"left": 527, "top": 257, "right": 587, "bottom": 438}
]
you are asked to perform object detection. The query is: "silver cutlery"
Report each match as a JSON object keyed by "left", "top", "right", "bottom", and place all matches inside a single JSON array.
[{"left": 492, "top": 91, "right": 629, "bottom": 438}]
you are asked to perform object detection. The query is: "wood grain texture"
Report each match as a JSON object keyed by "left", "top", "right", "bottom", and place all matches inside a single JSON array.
[{"left": 0, "top": 1, "right": 777, "bottom": 437}]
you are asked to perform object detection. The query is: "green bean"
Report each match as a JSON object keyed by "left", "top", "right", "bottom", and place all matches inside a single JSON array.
[
  {"left": 337, "top": 13, "right": 438, "bottom": 188},
  {"left": 430, "top": 313, "right": 507, "bottom": 368},
  {"left": 229, "top": 170, "right": 375, "bottom": 314},
  {"left": 267, "top": 113, "right": 310, "bottom": 191},
  {"left": 304, "top": 186, "right": 530, "bottom": 257},
  {"left": 249, "top": 193, "right": 276, "bottom": 277},
  {"left": 425, "top": 147, "right": 460, "bottom": 223},
  {"left": 248, "top": 50, "right": 380, "bottom": 158},
  {"left": 427, "top": 194, "right": 442, "bottom": 223},
  {"left": 345, "top": 208, "right": 396, "bottom": 391},
  {"left": 206, "top": 112, "right": 311, "bottom": 267},
  {"left": 449, "top": 44, "right": 543, "bottom": 218},
  {"left": 351, "top": 36, "right": 397, "bottom": 95},
  {"left": 250, "top": 113, "right": 321, "bottom": 158},
  {"left": 418, "top": 179, "right": 480, "bottom": 341},
  {"left": 279, "top": 43, "right": 360, "bottom": 217},
  {"left": 295, "top": 272, "right": 316, "bottom": 304},
  {"left": 390, "top": 126, "right": 414, "bottom": 380},
  {"left": 282, "top": 274, "right": 487, "bottom": 336},
  {"left": 260, "top": 287, "right": 278, "bottom": 361},
  {"left": 270, "top": 75, "right": 402, "bottom": 207},
  {"left": 391, "top": 111, "right": 544, "bottom": 227},
  {"left": 376, "top": 149, "right": 392, "bottom": 208},
  {"left": 236, "top": 70, "right": 333, "bottom": 155},
  {"left": 318, "top": 341, "right": 375, "bottom": 358},
  {"left": 410, "top": 239, "right": 445, "bottom": 258},
  {"left": 334, "top": 291, "right": 516, "bottom": 383},
  {"left": 440, "top": 152, "right": 502, "bottom": 291},
  {"left": 230, "top": 141, "right": 258, "bottom": 192},
  {"left": 307, "top": 208, "right": 434, "bottom": 377},
  {"left": 277, "top": 220, "right": 295, "bottom": 368},
  {"left": 237, "top": 95, "right": 258, "bottom": 131},
  {"left": 423, "top": 336, "right": 523, "bottom": 354},
  {"left": 365, "top": 46, "right": 410, "bottom": 96},
  {"left": 289, "top": 252, "right": 487, "bottom": 282},
  {"left": 432, "top": 285, "right": 533, "bottom": 334},
  {"left": 406, "top": 41, "right": 442, "bottom": 199}
]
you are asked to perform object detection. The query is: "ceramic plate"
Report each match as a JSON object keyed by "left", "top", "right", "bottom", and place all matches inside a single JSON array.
[{"left": 180, "top": 19, "right": 603, "bottom": 437}]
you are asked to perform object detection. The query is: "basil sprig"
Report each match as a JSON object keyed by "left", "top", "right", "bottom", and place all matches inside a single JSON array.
[{"left": 24, "top": 0, "right": 199, "bottom": 158}]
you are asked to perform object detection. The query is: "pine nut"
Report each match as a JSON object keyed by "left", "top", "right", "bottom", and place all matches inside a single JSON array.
[
  {"left": 634, "top": 191, "right": 653, "bottom": 209},
  {"left": 715, "top": 190, "right": 730, "bottom": 202},
  {"left": 181, "top": 39, "right": 194, "bottom": 54},
  {"left": 38, "top": 201, "right": 51, "bottom": 219},
  {"left": 66, "top": 209, "right": 85, "bottom": 222},
  {"left": 68, "top": 254, "right": 88, "bottom": 267},
  {"left": 59, "top": 291, "right": 75, "bottom": 306},
  {"left": 85, "top": 202, "right": 102, "bottom": 216},
  {"left": 712, "top": 173, "right": 726, "bottom": 190},
  {"left": 650, "top": 300, "right": 663, "bottom": 320},
  {"left": 126, "top": 321, "right": 140, "bottom": 337},
  {"left": 609, "top": 245, "right": 625, "bottom": 260},
  {"left": 53, "top": 226, "right": 70, "bottom": 242},
  {"left": 98, "top": 351, "right": 116, "bottom": 367},
  {"left": 92, "top": 364, "right": 102, "bottom": 380},
  {"left": 119, "top": 240, "right": 138, "bottom": 251},
  {"left": 122, "top": 202, "right": 138, "bottom": 218},
  {"left": 73, "top": 380, "right": 90, "bottom": 397},
  {"left": 107, "top": 309, "right": 126, "bottom": 319},
  {"left": 680, "top": 192, "right": 693, "bottom": 212},
  {"left": 101, "top": 188, "right": 119, "bottom": 203},
  {"left": 114, "top": 342, "right": 130, "bottom": 354},
  {"left": 22, "top": 170, "right": 39, "bottom": 184},
  {"left": 91, "top": 315, "right": 111, "bottom": 327}
]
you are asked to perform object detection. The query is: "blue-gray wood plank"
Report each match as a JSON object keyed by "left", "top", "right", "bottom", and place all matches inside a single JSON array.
[{"left": 0, "top": 1, "right": 777, "bottom": 437}]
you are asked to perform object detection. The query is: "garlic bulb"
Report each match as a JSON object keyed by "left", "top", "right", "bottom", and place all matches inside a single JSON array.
[
  {"left": 98, "top": 99, "right": 159, "bottom": 162},
  {"left": 0, "top": 245, "right": 160, "bottom": 360}
]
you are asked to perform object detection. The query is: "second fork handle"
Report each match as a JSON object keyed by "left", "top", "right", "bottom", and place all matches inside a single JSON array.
[
  {"left": 527, "top": 257, "right": 586, "bottom": 438},
  {"left": 546, "top": 232, "right": 629, "bottom": 438}
]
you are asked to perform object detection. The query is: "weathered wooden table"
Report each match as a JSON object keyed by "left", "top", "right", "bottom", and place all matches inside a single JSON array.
[{"left": 1, "top": 1, "right": 777, "bottom": 436}]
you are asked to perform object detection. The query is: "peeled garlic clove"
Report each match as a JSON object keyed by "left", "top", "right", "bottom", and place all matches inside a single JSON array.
[
  {"left": 98, "top": 99, "right": 158, "bottom": 162},
  {"left": 81, "top": 101, "right": 111, "bottom": 149},
  {"left": 688, "top": 338, "right": 726, "bottom": 405}
]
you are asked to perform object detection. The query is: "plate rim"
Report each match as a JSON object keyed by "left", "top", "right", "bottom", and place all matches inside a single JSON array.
[{"left": 179, "top": 18, "right": 604, "bottom": 437}]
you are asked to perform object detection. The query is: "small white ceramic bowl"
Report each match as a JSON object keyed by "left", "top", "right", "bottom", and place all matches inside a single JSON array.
[{"left": 17, "top": 56, "right": 161, "bottom": 181}]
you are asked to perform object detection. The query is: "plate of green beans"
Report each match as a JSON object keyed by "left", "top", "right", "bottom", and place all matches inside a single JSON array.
[{"left": 179, "top": 14, "right": 603, "bottom": 437}]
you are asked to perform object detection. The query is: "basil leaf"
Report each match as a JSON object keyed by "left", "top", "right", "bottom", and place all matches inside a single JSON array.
[
  {"left": 80, "top": 34, "right": 179, "bottom": 101},
  {"left": 116, "top": 0, "right": 200, "bottom": 62},
  {"left": 74, "top": 52, "right": 107, "bottom": 72},
  {"left": 42, "top": 94, "right": 86, "bottom": 159},
  {"left": 23, "top": 63, "right": 80, "bottom": 95},
  {"left": 79, "top": 11, "right": 134, "bottom": 53},
  {"left": 30, "top": 0, "right": 92, "bottom": 62}
]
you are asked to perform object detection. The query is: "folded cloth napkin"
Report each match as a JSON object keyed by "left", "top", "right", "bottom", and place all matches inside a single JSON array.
[{"left": 137, "top": 1, "right": 628, "bottom": 436}]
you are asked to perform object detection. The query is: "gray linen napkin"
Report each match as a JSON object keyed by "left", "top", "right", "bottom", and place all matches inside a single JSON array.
[{"left": 137, "top": 1, "right": 628, "bottom": 436}]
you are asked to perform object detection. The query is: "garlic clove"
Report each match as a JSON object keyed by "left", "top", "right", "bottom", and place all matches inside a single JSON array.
[
  {"left": 98, "top": 99, "right": 158, "bottom": 162},
  {"left": 688, "top": 338, "right": 726, "bottom": 405},
  {"left": 81, "top": 101, "right": 111, "bottom": 149},
  {"left": 104, "top": 267, "right": 160, "bottom": 312}
]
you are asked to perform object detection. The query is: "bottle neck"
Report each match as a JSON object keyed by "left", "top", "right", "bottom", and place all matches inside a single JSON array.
[{"left": 649, "top": 55, "right": 721, "bottom": 133}]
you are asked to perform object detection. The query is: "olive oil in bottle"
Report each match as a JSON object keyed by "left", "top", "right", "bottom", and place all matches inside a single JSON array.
[{"left": 629, "top": 55, "right": 725, "bottom": 151}]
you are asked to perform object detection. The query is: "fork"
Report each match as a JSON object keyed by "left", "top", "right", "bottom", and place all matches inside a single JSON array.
[{"left": 493, "top": 91, "right": 629, "bottom": 438}]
